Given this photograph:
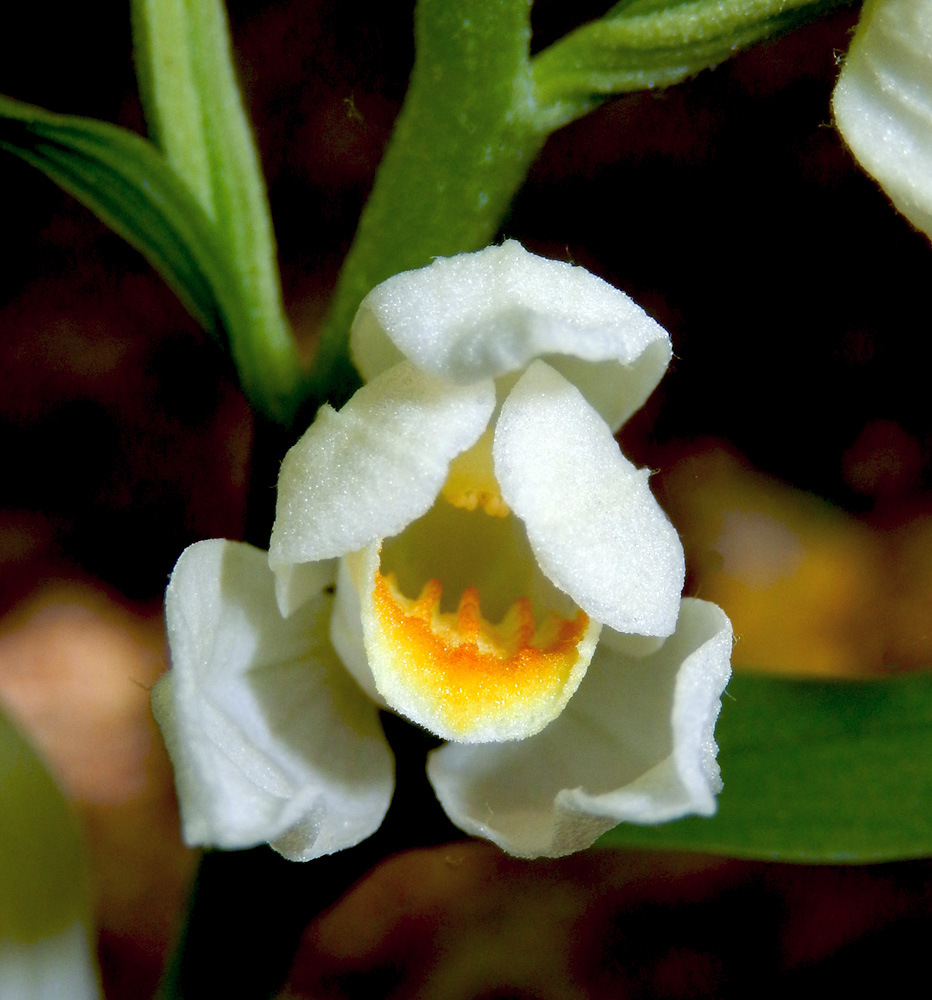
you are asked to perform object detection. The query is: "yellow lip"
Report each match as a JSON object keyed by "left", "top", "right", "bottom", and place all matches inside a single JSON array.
[{"left": 370, "top": 569, "right": 593, "bottom": 741}]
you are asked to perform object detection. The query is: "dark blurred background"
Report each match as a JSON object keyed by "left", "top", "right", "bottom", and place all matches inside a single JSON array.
[
  {"left": 3, "top": 0, "right": 932, "bottom": 593},
  {"left": 2, "top": 1, "right": 932, "bottom": 997}
]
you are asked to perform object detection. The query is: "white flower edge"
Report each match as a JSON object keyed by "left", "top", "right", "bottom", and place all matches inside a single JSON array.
[
  {"left": 153, "top": 539, "right": 393, "bottom": 861},
  {"left": 494, "top": 360, "right": 684, "bottom": 637},
  {"left": 269, "top": 361, "right": 495, "bottom": 604},
  {"left": 351, "top": 241, "right": 672, "bottom": 431},
  {"left": 833, "top": 0, "right": 932, "bottom": 239},
  {"left": 427, "top": 598, "right": 733, "bottom": 858},
  {"left": 0, "top": 922, "right": 101, "bottom": 1000}
]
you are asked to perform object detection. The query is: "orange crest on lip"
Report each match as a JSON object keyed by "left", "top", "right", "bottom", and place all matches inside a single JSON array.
[{"left": 371, "top": 570, "right": 591, "bottom": 740}]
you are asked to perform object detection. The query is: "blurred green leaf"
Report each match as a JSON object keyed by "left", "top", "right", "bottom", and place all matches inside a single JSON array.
[
  {"left": 0, "top": 706, "right": 90, "bottom": 940},
  {"left": 601, "top": 671, "right": 932, "bottom": 861},
  {"left": 0, "top": 93, "right": 302, "bottom": 423},
  {"left": 532, "top": 0, "right": 855, "bottom": 128}
]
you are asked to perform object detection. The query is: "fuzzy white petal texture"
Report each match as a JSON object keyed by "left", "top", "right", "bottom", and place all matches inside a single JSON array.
[
  {"left": 269, "top": 362, "right": 494, "bottom": 576},
  {"left": 0, "top": 923, "right": 101, "bottom": 1000},
  {"left": 833, "top": 0, "right": 932, "bottom": 238},
  {"left": 351, "top": 241, "right": 670, "bottom": 427},
  {"left": 494, "top": 360, "right": 684, "bottom": 637},
  {"left": 543, "top": 342, "right": 671, "bottom": 433},
  {"left": 329, "top": 555, "right": 385, "bottom": 707},
  {"left": 427, "top": 598, "right": 732, "bottom": 858},
  {"left": 153, "top": 539, "right": 393, "bottom": 861},
  {"left": 272, "top": 558, "right": 336, "bottom": 619}
]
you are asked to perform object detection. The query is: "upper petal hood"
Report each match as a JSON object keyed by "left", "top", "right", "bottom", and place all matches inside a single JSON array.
[
  {"left": 494, "top": 360, "right": 684, "bottom": 637},
  {"left": 427, "top": 598, "right": 732, "bottom": 858},
  {"left": 351, "top": 241, "right": 671, "bottom": 430},
  {"left": 269, "top": 361, "right": 495, "bottom": 596},
  {"left": 833, "top": 0, "right": 932, "bottom": 239},
  {"left": 153, "top": 539, "right": 393, "bottom": 861}
]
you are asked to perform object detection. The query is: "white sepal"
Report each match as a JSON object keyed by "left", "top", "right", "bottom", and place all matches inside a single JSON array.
[
  {"left": 269, "top": 362, "right": 494, "bottom": 574},
  {"left": 154, "top": 539, "right": 393, "bottom": 861},
  {"left": 494, "top": 360, "right": 684, "bottom": 637},
  {"left": 833, "top": 0, "right": 932, "bottom": 239},
  {"left": 351, "top": 241, "right": 670, "bottom": 428},
  {"left": 272, "top": 558, "right": 336, "bottom": 619}
]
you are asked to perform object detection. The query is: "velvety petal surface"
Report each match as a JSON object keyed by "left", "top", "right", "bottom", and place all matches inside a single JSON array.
[
  {"left": 350, "top": 241, "right": 670, "bottom": 428},
  {"left": 153, "top": 539, "right": 393, "bottom": 861},
  {"left": 494, "top": 361, "right": 684, "bottom": 637},
  {"left": 833, "top": 0, "right": 932, "bottom": 239},
  {"left": 269, "top": 362, "right": 494, "bottom": 579},
  {"left": 427, "top": 598, "right": 733, "bottom": 858},
  {"left": 329, "top": 555, "right": 385, "bottom": 707}
]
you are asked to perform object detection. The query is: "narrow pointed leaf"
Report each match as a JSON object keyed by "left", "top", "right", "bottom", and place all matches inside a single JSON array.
[
  {"left": 132, "top": 0, "right": 297, "bottom": 414},
  {"left": 599, "top": 671, "right": 932, "bottom": 862},
  {"left": 0, "top": 94, "right": 302, "bottom": 423},
  {"left": 532, "top": 0, "right": 855, "bottom": 128},
  {"left": 0, "top": 94, "right": 226, "bottom": 336}
]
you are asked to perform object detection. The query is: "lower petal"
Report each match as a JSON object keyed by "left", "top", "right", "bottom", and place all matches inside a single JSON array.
[
  {"left": 154, "top": 539, "right": 394, "bottom": 861},
  {"left": 427, "top": 598, "right": 732, "bottom": 858}
]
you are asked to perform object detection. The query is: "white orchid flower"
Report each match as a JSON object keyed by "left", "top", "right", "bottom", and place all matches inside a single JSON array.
[
  {"left": 154, "top": 242, "right": 732, "bottom": 860},
  {"left": 833, "top": 0, "right": 932, "bottom": 239}
]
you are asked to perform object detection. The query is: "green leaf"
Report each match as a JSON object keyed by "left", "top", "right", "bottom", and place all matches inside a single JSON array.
[
  {"left": 131, "top": 0, "right": 300, "bottom": 424},
  {"left": 0, "top": 94, "right": 227, "bottom": 338},
  {"left": 312, "top": 0, "right": 545, "bottom": 405},
  {"left": 317, "top": 0, "right": 853, "bottom": 405},
  {"left": 0, "top": 706, "right": 91, "bottom": 940},
  {"left": 0, "top": 93, "right": 302, "bottom": 424},
  {"left": 532, "top": 0, "right": 856, "bottom": 129},
  {"left": 600, "top": 671, "right": 932, "bottom": 862},
  {"left": 132, "top": 0, "right": 216, "bottom": 214}
]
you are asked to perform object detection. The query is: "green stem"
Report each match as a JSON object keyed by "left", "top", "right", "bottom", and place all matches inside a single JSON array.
[
  {"left": 310, "top": 0, "right": 547, "bottom": 406},
  {"left": 308, "top": 0, "right": 856, "bottom": 411},
  {"left": 132, "top": 0, "right": 304, "bottom": 426}
]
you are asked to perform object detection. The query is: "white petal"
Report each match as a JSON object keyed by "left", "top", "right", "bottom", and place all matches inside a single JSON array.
[
  {"left": 329, "top": 556, "right": 385, "bottom": 707},
  {"left": 269, "top": 362, "right": 495, "bottom": 574},
  {"left": 153, "top": 539, "right": 393, "bottom": 861},
  {"left": 494, "top": 361, "right": 684, "bottom": 637},
  {"left": 543, "top": 342, "right": 671, "bottom": 432},
  {"left": 427, "top": 598, "right": 733, "bottom": 858},
  {"left": 833, "top": 0, "right": 932, "bottom": 239},
  {"left": 351, "top": 241, "right": 670, "bottom": 428},
  {"left": 0, "top": 923, "right": 101, "bottom": 1000},
  {"left": 272, "top": 558, "right": 336, "bottom": 619}
]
